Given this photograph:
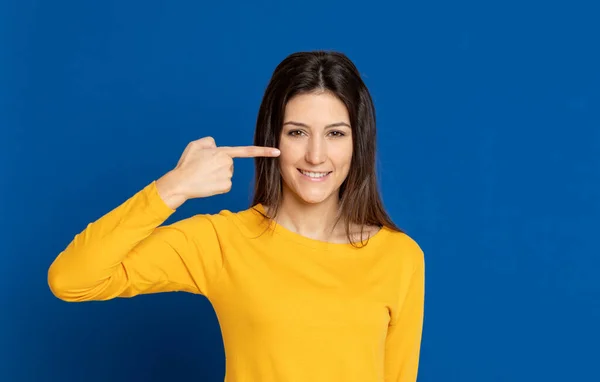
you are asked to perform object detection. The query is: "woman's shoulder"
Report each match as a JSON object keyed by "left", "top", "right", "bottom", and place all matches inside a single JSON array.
[
  {"left": 180, "top": 204, "right": 268, "bottom": 237},
  {"left": 377, "top": 226, "right": 425, "bottom": 267},
  {"left": 382, "top": 226, "right": 422, "bottom": 249}
]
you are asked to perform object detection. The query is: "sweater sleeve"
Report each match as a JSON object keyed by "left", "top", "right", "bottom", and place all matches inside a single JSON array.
[
  {"left": 47, "top": 181, "right": 224, "bottom": 302},
  {"left": 384, "top": 248, "right": 425, "bottom": 382}
]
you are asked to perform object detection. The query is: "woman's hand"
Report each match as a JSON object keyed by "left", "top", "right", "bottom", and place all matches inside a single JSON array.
[{"left": 156, "top": 136, "right": 280, "bottom": 209}]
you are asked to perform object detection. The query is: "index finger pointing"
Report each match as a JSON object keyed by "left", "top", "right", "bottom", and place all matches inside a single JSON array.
[{"left": 219, "top": 146, "right": 281, "bottom": 158}]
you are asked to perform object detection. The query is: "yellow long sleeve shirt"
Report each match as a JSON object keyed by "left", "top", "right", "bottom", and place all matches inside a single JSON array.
[{"left": 48, "top": 181, "right": 425, "bottom": 382}]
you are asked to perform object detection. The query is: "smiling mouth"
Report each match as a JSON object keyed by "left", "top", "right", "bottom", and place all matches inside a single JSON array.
[{"left": 297, "top": 169, "right": 332, "bottom": 179}]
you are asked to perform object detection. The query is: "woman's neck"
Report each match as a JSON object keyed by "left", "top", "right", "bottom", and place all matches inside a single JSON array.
[{"left": 269, "top": 192, "right": 344, "bottom": 243}]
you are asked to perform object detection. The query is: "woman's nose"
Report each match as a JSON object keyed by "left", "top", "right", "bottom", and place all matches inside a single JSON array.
[{"left": 305, "top": 136, "right": 327, "bottom": 164}]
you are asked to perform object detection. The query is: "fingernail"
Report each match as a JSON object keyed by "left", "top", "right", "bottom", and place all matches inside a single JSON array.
[{"left": 272, "top": 149, "right": 281, "bottom": 155}]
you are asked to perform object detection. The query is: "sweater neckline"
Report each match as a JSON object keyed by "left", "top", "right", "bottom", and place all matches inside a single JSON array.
[{"left": 249, "top": 203, "right": 391, "bottom": 251}]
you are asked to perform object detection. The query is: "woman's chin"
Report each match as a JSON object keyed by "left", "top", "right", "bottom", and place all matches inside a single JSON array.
[
  {"left": 281, "top": 179, "right": 340, "bottom": 206},
  {"left": 295, "top": 189, "right": 336, "bottom": 205}
]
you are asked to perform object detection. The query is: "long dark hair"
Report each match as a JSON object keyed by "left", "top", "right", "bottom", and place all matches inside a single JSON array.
[{"left": 251, "top": 50, "right": 402, "bottom": 246}]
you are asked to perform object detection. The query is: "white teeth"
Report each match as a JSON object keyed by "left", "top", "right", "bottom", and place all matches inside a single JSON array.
[{"left": 300, "top": 170, "right": 330, "bottom": 178}]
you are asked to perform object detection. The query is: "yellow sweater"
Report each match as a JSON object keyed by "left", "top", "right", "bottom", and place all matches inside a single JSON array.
[{"left": 48, "top": 181, "right": 425, "bottom": 382}]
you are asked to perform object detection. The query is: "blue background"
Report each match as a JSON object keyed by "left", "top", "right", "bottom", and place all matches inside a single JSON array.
[{"left": 2, "top": 0, "right": 599, "bottom": 381}]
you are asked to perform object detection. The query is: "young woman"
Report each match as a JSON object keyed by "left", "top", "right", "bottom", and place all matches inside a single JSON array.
[{"left": 48, "top": 50, "right": 425, "bottom": 382}]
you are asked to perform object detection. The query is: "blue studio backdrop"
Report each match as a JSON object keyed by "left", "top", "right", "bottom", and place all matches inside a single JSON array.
[{"left": 2, "top": 1, "right": 599, "bottom": 381}]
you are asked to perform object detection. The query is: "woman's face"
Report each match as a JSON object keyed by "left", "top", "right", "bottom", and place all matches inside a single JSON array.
[{"left": 278, "top": 91, "right": 353, "bottom": 205}]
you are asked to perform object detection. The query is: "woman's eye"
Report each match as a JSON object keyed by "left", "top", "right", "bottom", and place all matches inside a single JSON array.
[{"left": 287, "top": 130, "right": 345, "bottom": 137}]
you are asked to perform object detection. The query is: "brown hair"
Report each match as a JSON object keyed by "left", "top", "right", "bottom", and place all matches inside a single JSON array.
[{"left": 251, "top": 50, "right": 402, "bottom": 247}]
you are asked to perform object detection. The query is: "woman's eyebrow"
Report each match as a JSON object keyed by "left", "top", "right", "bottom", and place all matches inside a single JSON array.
[{"left": 283, "top": 121, "right": 351, "bottom": 128}]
